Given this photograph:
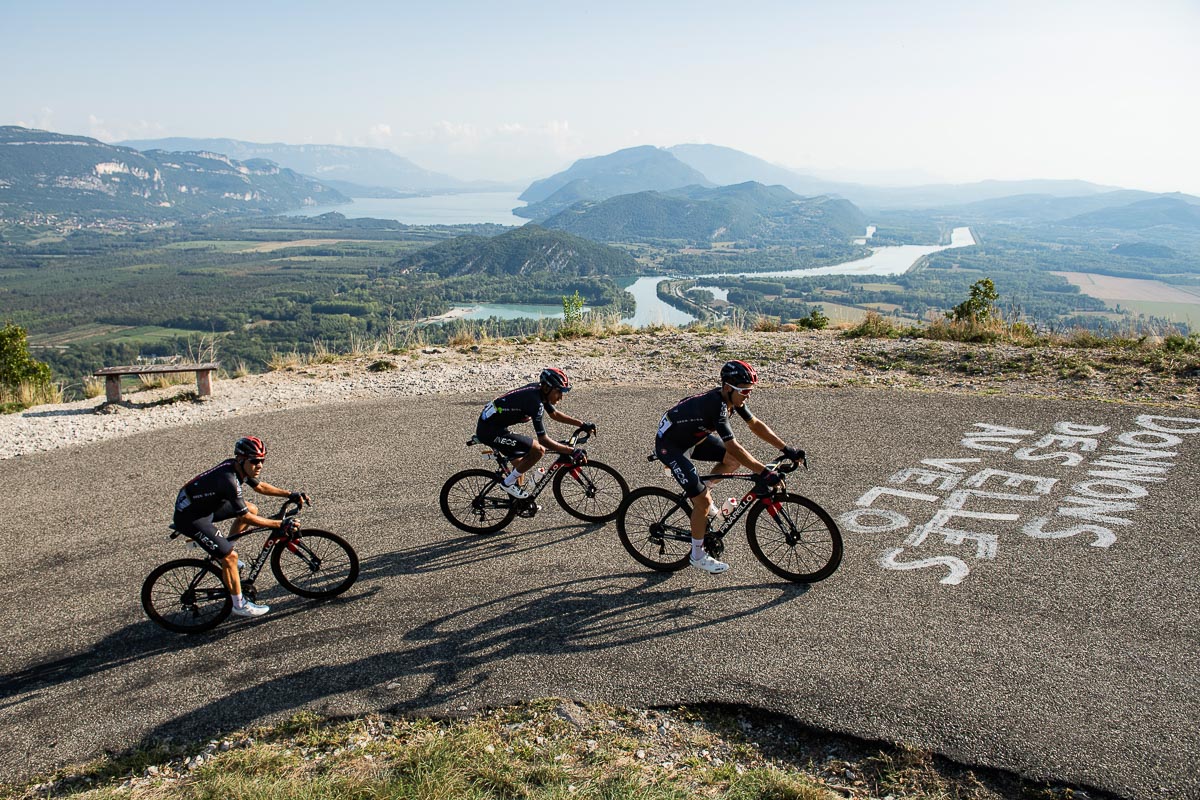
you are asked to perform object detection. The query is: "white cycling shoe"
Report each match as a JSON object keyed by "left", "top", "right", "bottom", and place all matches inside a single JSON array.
[
  {"left": 690, "top": 553, "right": 730, "bottom": 574},
  {"left": 232, "top": 600, "right": 270, "bottom": 617},
  {"left": 501, "top": 481, "right": 530, "bottom": 500}
]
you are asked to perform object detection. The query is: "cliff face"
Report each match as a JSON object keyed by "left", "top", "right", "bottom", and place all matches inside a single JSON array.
[{"left": 0, "top": 126, "right": 347, "bottom": 220}]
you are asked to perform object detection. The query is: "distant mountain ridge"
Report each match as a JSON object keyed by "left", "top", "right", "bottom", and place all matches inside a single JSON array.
[
  {"left": 389, "top": 225, "right": 637, "bottom": 277},
  {"left": 117, "top": 137, "right": 496, "bottom": 194},
  {"left": 516, "top": 146, "right": 712, "bottom": 220},
  {"left": 522, "top": 142, "right": 1127, "bottom": 215},
  {"left": 0, "top": 126, "right": 346, "bottom": 219},
  {"left": 540, "top": 181, "right": 866, "bottom": 245}
]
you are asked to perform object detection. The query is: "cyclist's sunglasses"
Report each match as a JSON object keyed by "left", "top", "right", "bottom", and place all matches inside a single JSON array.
[
  {"left": 248, "top": 458, "right": 265, "bottom": 465},
  {"left": 725, "top": 383, "right": 753, "bottom": 396}
]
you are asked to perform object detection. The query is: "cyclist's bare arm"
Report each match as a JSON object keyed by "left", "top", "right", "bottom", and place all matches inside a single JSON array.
[
  {"left": 236, "top": 508, "right": 287, "bottom": 530},
  {"left": 745, "top": 417, "right": 787, "bottom": 452},
  {"left": 251, "top": 481, "right": 290, "bottom": 498},
  {"left": 537, "top": 431, "right": 575, "bottom": 457},
  {"left": 548, "top": 408, "right": 587, "bottom": 430},
  {"left": 724, "top": 438, "right": 767, "bottom": 473}
]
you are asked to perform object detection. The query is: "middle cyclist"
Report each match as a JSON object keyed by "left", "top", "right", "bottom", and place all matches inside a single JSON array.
[
  {"left": 656, "top": 360, "right": 804, "bottom": 574},
  {"left": 477, "top": 367, "right": 596, "bottom": 500}
]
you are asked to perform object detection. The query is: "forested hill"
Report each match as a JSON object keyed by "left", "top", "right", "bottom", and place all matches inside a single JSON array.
[
  {"left": 1058, "top": 195, "right": 1200, "bottom": 231},
  {"left": 539, "top": 182, "right": 867, "bottom": 245},
  {"left": 516, "top": 146, "right": 712, "bottom": 220},
  {"left": 388, "top": 225, "right": 638, "bottom": 277},
  {"left": 0, "top": 126, "right": 347, "bottom": 220}
]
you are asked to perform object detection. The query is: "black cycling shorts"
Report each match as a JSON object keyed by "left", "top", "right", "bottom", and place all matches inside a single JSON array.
[
  {"left": 656, "top": 434, "right": 727, "bottom": 498},
  {"left": 476, "top": 426, "right": 533, "bottom": 459},
  {"left": 172, "top": 513, "right": 234, "bottom": 558}
]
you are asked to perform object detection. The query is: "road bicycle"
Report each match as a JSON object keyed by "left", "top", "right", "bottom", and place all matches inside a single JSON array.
[
  {"left": 616, "top": 454, "right": 842, "bottom": 583},
  {"left": 440, "top": 427, "right": 629, "bottom": 534},
  {"left": 141, "top": 498, "right": 359, "bottom": 634}
]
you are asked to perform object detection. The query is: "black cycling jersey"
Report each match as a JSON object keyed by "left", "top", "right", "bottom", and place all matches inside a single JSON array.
[
  {"left": 656, "top": 387, "right": 753, "bottom": 448},
  {"left": 174, "top": 458, "right": 259, "bottom": 522},
  {"left": 477, "top": 383, "right": 556, "bottom": 437}
]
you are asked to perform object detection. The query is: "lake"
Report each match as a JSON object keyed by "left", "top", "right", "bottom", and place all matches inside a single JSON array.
[{"left": 287, "top": 191, "right": 527, "bottom": 226}]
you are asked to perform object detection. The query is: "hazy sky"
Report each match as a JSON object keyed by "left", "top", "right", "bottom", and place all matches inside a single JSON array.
[{"left": 5, "top": 0, "right": 1198, "bottom": 192}]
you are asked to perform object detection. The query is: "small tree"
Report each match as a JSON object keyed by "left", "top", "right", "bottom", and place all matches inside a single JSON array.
[
  {"left": 561, "top": 291, "right": 586, "bottom": 337},
  {"left": 949, "top": 278, "right": 999, "bottom": 324},
  {"left": 0, "top": 323, "right": 53, "bottom": 389},
  {"left": 796, "top": 307, "right": 830, "bottom": 330}
]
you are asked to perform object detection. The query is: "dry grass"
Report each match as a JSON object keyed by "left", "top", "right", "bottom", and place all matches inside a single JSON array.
[
  {"left": 81, "top": 376, "right": 105, "bottom": 399},
  {"left": 0, "top": 379, "right": 63, "bottom": 412}
]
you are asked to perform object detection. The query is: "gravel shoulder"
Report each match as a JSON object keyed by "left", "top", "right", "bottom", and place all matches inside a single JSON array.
[{"left": 3, "top": 330, "right": 1197, "bottom": 461}]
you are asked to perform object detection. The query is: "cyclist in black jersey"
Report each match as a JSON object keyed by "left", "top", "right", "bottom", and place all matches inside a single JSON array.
[
  {"left": 656, "top": 360, "right": 804, "bottom": 574},
  {"left": 476, "top": 367, "right": 596, "bottom": 500},
  {"left": 173, "top": 436, "right": 310, "bottom": 617}
]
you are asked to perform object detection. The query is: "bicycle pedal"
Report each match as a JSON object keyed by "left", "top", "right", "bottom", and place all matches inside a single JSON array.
[{"left": 518, "top": 502, "right": 540, "bottom": 518}]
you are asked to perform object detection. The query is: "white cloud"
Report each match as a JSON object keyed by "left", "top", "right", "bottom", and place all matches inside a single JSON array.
[
  {"left": 85, "top": 115, "right": 166, "bottom": 143},
  {"left": 17, "top": 107, "right": 56, "bottom": 132}
]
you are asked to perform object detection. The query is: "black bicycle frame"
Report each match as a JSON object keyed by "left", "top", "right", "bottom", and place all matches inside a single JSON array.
[
  {"left": 174, "top": 499, "right": 304, "bottom": 587},
  {"left": 480, "top": 429, "right": 593, "bottom": 504}
]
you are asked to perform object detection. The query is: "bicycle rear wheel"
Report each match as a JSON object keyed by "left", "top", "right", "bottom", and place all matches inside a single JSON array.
[
  {"left": 271, "top": 529, "right": 359, "bottom": 599},
  {"left": 616, "top": 487, "right": 693, "bottom": 572},
  {"left": 552, "top": 460, "right": 630, "bottom": 523},
  {"left": 746, "top": 493, "right": 843, "bottom": 583},
  {"left": 142, "top": 558, "right": 231, "bottom": 634},
  {"left": 440, "top": 468, "right": 517, "bottom": 534}
]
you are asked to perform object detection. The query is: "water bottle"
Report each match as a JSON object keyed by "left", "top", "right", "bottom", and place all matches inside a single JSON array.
[{"left": 718, "top": 497, "right": 739, "bottom": 517}]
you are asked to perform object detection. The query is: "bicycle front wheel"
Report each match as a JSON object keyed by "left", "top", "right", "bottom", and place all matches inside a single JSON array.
[
  {"left": 142, "top": 558, "right": 231, "bottom": 634},
  {"left": 616, "top": 487, "right": 693, "bottom": 572},
  {"left": 552, "top": 460, "right": 630, "bottom": 523},
  {"left": 271, "top": 529, "right": 359, "bottom": 599},
  {"left": 746, "top": 493, "right": 843, "bottom": 583},
  {"left": 440, "top": 468, "right": 517, "bottom": 534}
]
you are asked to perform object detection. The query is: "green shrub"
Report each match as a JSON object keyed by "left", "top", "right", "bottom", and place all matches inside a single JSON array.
[
  {"left": 843, "top": 311, "right": 898, "bottom": 339},
  {"left": 796, "top": 307, "right": 830, "bottom": 330}
]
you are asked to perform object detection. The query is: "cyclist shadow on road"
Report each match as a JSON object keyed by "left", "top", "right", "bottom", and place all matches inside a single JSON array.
[
  {"left": 134, "top": 572, "right": 809, "bottom": 749},
  {"left": 0, "top": 589, "right": 381, "bottom": 704},
  {"left": 355, "top": 521, "right": 604, "bottom": 581}
]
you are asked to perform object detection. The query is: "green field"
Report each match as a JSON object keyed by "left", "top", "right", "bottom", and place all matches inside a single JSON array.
[{"left": 1117, "top": 300, "right": 1200, "bottom": 326}]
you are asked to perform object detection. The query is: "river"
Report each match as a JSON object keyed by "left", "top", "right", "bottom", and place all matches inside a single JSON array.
[{"left": 618, "top": 226, "right": 976, "bottom": 326}]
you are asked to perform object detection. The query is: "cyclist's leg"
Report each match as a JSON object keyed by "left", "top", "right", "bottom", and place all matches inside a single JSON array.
[
  {"left": 657, "top": 439, "right": 712, "bottom": 541},
  {"left": 175, "top": 513, "right": 240, "bottom": 595},
  {"left": 691, "top": 434, "right": 737, "bottom": 488},
  {"left": 480, "top": 427, "right": 539, "bottom": 481},
  {"left": 228, "top": 500, "right": 257, "bottom": 537}
]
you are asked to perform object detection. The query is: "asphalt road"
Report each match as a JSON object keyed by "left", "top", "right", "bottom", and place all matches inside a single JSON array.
[{"left": 2, "top": 386, "right": 1198, "bottom": 799}]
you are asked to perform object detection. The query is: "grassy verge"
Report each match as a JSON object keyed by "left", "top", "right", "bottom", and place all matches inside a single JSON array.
[{"left": 2, "top": 700, "right": 1112, "bottom": 800}]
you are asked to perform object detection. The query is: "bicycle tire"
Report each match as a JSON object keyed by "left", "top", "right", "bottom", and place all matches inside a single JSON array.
[
  {"left": 141, "top": 558, "right": 231, "bottom": 634},
  {"left": 616, "top": 486, "right": 694, "bottom": 572},
  {"left": 271, "top": 529, "right": 359, "bottom": 599},
  {"left": 746, "top": 493, "right": 843, "bottom": 583},
  {"left": 440, "top": 468, "right": 517, "bottom": 534},
  {"left": 552, "top": 459, "right": 630, "bottom": 523}
]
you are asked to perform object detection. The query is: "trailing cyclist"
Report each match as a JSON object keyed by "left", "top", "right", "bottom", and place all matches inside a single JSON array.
[
  {"left": 476, "top": 368, "right": 596, "bottom": 500},
  {"left": 655, "top": 360, "right": 804, "bottom": 574},
  {"left": 172, "top": 436, "right": 310, "bottom": 617}
]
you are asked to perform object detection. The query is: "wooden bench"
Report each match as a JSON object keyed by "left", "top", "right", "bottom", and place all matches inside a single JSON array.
[{"left": 93, "top": 363, "right": 220, "bottom": 403}]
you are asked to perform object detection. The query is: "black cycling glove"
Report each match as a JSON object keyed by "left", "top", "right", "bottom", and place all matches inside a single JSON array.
[
  {"left": 289, "top": 491, "right": 311, "bottom": 506},
  {"left": 781, "top": 446, "right": 805, "bottom": 463},
  {"left": 571, "top": 447, "right": 588, "bottom": 464},
  {"left": 582, "top": 422, "right": 598, "bottom": 434},
  {"left": 280, "top": 517, "right": 301, "bottom": 535},
  {"left": 759, "top": 468, "right": 783, "bottom": 487}
]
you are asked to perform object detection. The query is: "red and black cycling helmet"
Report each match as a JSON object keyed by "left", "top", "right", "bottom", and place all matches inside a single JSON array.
[
  {"left": 720, "top": 360, "right": 758, "bottom": 386},
  {"left": 234, "top": 436, "right": 266, "bottom": 460},
  {"left": 539, "top": 367, "right": 571, "bottom": 393}
]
